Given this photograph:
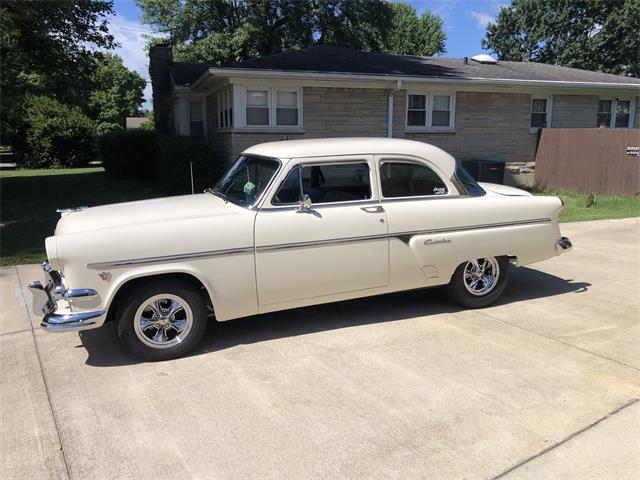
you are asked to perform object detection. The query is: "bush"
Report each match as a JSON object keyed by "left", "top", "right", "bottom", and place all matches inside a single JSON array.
[
  {"left": 99, "top": 130, "right": 157, "bottom": 178},
  {"left": 14, "top": 96, "right": 96, "bottom": 168},
  {"left": 98, "top": 131, "right": 218, "bottom": 194},
  {"left": 155, "top": 136, "right": 216, "bottom": 193}
]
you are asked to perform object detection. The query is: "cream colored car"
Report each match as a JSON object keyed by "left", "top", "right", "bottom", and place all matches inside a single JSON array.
[{"left": 29, "top": 138, "right": 571, "bottom": 360}]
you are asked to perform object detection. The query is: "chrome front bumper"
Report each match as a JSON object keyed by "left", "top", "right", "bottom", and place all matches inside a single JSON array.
[
  {"left": 28, "top": 262, "right": 106, "bottom": 332},
  {"left": 557, "top": 236, "right": 573, "bottom": 253}
]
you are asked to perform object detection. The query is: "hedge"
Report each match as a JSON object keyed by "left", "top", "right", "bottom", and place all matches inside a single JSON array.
[
  {"left": 99, "top": 131, "right": 218, "bottom": 194},
  {"left": 99, "top": 130, "right": 157, "bottom": 178},
  {"left": 14, "top": 96, "right": 97, "bottom": 168}
]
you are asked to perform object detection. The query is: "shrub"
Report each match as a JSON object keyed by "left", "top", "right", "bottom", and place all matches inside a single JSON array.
[
  {"left": 14, "top": 96, "right": 96, "bottom": 168},
  {"left": 98, "top": 130, "right": 157, "bottom": 178},
  {"left": 155, "top": 136, "right": 216, "bottom": 194},
  {"left": 98, "top": 131, "right": 218, "bottom": 194}
]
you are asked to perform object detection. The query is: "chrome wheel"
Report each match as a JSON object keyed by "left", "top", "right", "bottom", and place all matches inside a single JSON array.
[
  {"left": 463, "top": 257, "right": 500, "bottom": 296},
  {"left": 133, "top": 294, "right": 193, "bottom": 349}
]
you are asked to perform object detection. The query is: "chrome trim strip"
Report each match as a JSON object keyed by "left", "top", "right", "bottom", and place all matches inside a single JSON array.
[
  {"left": 86, "top": 218, "right": 552, "bottom": 267},
  {"left": 391, "top": 218, "right": 552, "bottom": 243},
  {"left": 86, "top": 246, "right": 254, "bottom": 270},
  {"left": 257, "top": 233, "right": 389, "bottom": 253}
]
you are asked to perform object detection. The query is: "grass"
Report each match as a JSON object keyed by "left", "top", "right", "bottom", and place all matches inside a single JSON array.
[
  {"left": 1, "top": 168, "right": 639, "bottom": 265},
  {"left": 0, "top": 167, "right": 164, "bottom": 265},
  {"left": 535, "top": 189, "right": 640, "bottom": 223}
]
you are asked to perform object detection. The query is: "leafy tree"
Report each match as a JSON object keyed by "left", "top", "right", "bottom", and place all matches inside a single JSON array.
[
  {"left": 14, "top": 96, "right": 97, "bottom": 168},
  {"left": 0, "top": 0, "right": 115, "bottom": 142},
  {"left": 137, "top": 0, "right": 446, "bottom": 64},
  {"left": 385, "top": 2, "right": 445, "bottom": 56},
  {"left": 483, "top": 0, "right": 640, "bottom": 77},
  {"left": 89, "top": 54, "right": 147, "bottom": 134}
]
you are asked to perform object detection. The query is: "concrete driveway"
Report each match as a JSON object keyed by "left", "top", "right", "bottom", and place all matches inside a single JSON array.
[{"left": 1, "top": 218, "right": 638, "bottom": 480}]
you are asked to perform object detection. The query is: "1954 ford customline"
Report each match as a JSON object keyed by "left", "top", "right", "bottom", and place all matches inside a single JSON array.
[{"left": 29, "top": 138, "right": 572, "bottom": 360}]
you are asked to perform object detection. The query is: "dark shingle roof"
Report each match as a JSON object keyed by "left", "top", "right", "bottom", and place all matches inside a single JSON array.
[
  {"left": 172, "top": 45, "right": 640, "bottom": 87},
  {"left": 170, "top": 62, "right": 215, "bottom": 87}
]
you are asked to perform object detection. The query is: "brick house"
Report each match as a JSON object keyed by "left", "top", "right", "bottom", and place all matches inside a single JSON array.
[{"left": 149, "top": 44, "right": 640, "bottom": 169}]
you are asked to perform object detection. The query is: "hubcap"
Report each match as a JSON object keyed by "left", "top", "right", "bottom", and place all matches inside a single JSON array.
[
  {"left": 463, "top": 257, "right": 500, "bottom": 296},
  {"left": 133, "top": 294, "right": 193, "bottom": 349}
]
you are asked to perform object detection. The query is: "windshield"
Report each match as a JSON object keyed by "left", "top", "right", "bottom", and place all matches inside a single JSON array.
[
  {"left": 211, "top": 155, "right": 280, "bottom": 207},
  {"left": 454, "top": 163, "right": 486, "bottom": 196}
]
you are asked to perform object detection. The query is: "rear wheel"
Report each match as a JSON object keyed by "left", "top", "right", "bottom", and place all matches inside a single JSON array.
[
  {"left": 116, "top": 279, "right": 208, "bottom": 361},
  {"left": 445, "top": 256, "right": 510, "bottom": 308}
]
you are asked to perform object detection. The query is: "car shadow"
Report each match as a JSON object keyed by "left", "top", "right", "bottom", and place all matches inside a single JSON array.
[{"left": 79, "top": 267, "right": 591, "bottom": 367}]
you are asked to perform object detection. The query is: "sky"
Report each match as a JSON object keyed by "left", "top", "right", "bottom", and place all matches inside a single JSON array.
[{"left": 109, "top": 0, "right": 506, "bottom": 109}]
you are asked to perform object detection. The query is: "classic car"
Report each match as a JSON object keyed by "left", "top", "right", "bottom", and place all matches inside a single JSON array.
[{"left": 29, "top": 138, "right": 572, "bottom": 360}]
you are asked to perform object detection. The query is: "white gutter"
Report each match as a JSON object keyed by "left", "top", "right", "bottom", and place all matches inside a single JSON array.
[
  {"left": 387, "top": 80, "right": 402, "bottom": 138},
  {"left": 190, "top": 67, "right": 640, "bottom": 91}
]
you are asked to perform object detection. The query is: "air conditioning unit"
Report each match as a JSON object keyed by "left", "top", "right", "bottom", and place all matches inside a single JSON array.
[{"left": 461, "top": 160, "right": 506, "bottom": 184}]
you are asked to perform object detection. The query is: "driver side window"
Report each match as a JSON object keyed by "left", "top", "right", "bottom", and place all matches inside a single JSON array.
[
  {"left": 273, "top": 162, "right": 371, "bottom": 205},
  {"left": 380, "top": 161, "right": 448, "bottom": 198}
]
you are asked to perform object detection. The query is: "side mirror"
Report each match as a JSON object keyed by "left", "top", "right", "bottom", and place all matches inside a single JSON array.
[{"left": 297, "top": 194, "right": 312, "bottom": 212}]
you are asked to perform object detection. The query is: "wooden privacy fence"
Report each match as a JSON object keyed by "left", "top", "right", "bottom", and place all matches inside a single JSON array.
[{"left": 534, "top": 128, "right": 640, "bottom": 196}]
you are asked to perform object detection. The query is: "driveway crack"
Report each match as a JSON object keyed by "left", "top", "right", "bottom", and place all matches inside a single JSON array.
[
  {"left": 490, "top": 398, "right": 639, "bottom": 479},
  {"left": 479, "top": 310, "right": 640, "bottom": 372},
  {"left": 15, "top": 266, "right": 72, "bottom": 480}
]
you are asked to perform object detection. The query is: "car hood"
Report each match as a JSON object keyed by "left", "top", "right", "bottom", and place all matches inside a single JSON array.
[
  {"left": 55, "top": 193, "right": 239, "bottom": 235},
  {"left": 479, "top": 182, "right": 532, "bottom": 197}
]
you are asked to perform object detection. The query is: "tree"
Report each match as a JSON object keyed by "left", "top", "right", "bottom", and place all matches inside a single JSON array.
[
  {"left": 137, "top": 0, "right": 446, "bottom": 64},
  {"left": 0, "top": 0, "right": 116, "bottom": 142},
  {"left": 89, "top": 54, "right": 147, "bottom": 134},
  {"left": 482, "top": 0, "right": 640, "bottom": 77},
  {"left": 385, "top": 2, "right": 445, "bottom": 56}
]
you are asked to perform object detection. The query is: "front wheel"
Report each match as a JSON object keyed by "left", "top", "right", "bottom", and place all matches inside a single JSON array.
[
  {"left": 445, "top": 256, "right": 510, "bottom": 308},
  {"left": 116, "top": 279, "right": 209, "bottom": 361}
]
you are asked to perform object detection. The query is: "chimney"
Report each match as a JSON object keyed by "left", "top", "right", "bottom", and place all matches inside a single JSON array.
[{"left": 149, "top": 44, "right": 174, "bottom": 135}]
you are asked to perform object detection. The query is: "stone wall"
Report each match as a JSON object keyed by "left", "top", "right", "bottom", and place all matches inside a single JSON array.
[
  {"left": 206, "top": 86, "right": 634, "bottom": 168},
  {"left": 552, "top": 95, "right": 599, "bottom": 128}
]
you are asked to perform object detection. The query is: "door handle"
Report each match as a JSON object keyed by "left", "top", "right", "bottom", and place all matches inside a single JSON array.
[{"left": 360, "top": 206, "right": 385, "bottom": 213}]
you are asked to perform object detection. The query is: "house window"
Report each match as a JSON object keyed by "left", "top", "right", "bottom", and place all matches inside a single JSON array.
[
  {"left": 406, "top": 92, "right": 455, "bottom": 130},
  {"left": 615, "top": 100, "right": 630, "bottom": 128},
  {"left": 598, "top": 99, "right": 634, "bottom": 128},
  {"left": 597, "top": 100, "right": 613, "bottom": 127},
  {"left": 276, "top": 90, "right": 299, "bottom": 126},
  {"left": 189, "top": 101, "right": 203, "bottom": 138},
  {"left": 531, "top": 98, "right": 548, "bottom": 128},
  {"left": 216, "top": 87, "right": 233, "bottom": 129},
  {"left": 246, "top": 89, "right": 270, "bottom": 126},
  {"left": 240, "top": 86, "right": 303, "bottom": 129}
]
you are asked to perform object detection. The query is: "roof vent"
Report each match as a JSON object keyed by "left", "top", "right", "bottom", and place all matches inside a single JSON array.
[{"left": 470, "top": 54, "right": 498, "bottom": 64}]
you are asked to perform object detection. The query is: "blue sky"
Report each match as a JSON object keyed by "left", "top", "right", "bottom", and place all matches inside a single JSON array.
[{"left": 109, "top": 0, "right": 505, "bottom": 108}]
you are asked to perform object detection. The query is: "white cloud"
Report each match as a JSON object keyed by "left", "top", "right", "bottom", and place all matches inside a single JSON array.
[
  {"left": 468, "top": 10, "right": 493, "bottom": 28},
  {"left": 106, "top": 14, "right": 155, "bottom": 109}
]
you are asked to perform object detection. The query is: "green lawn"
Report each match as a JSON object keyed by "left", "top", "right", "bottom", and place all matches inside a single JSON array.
[
  {"left": 1, "top": 168, "right": 639, "bottom": 265},
  {"left": 0, "top": 167, "right": 164, "bottom": 265},
  {"left": 535, "top": 189, "right": 640, "bottom": 223}
]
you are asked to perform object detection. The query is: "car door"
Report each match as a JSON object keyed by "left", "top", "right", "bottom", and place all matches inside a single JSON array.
[
  {"left": 254, "top": 156, "right": 389, "bottom": 306},
  {"left": 375, "top": 156, "right": 459, "bottom": 290}
]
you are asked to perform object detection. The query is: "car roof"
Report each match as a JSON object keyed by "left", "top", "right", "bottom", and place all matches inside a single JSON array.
[{"left": 242, "top": 137, "right": 457, "bottom": 177}]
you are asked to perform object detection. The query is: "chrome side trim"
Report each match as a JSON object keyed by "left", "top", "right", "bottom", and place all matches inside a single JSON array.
[
  {"left": 85, "top": 218, "right": 552, "bottom": 268},
  {"left": 86, "top": 246, "right": 254, "bottom": 270},
  {"left": 391, "top": 218, "right": 552, "bottom": 244},
  {"left": 257, "top": 233, "right": 389, "bottom": 253}
]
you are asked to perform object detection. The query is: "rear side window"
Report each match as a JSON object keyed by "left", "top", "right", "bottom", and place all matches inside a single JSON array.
[
  {"left": 380, "top": 161, "right": 448, "bottom": 198},
  {"left": 273, "top": 162, "right": 371, "bottom": 205}
]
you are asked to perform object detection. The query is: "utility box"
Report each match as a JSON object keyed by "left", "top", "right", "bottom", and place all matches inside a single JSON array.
[{"left": 462, "top": 160, "right": 506, "bottom": 184}]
